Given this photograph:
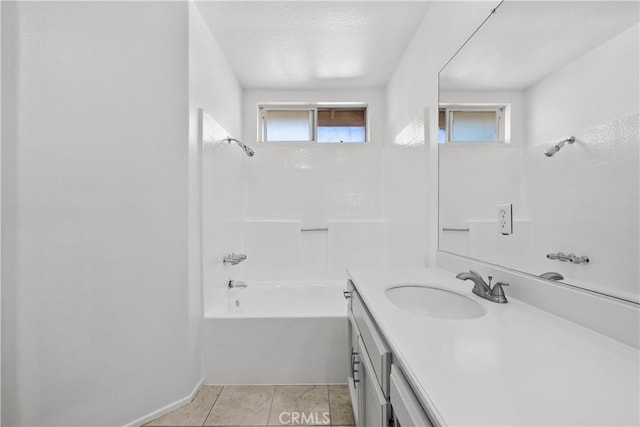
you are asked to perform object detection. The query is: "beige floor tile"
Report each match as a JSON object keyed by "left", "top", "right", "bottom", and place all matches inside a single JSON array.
[
  {"left": 267, "top": 385, "right": 330, "bottom": 426},
  {"left": 328, "top": 385, "right": 354, "bottom": 427},
  {"left": 204, "top": 385, "right": 275, "bottom": 426},
  {"left": 145, "top": 385, "right": 223, "bottom": 426}
]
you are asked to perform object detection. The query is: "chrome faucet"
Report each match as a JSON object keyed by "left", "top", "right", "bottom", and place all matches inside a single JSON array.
[
  {"left": 539, "top": 271, "right": 564, "bottom": 281},
  {"left": 456, "top": 270, "right": 509, "bottom": 304},
  {"left": 228, "top": 280, "right": 247, "bottom": 289},
  {"left": 223, "top": 253, "right": 247, "bottom": 265}
]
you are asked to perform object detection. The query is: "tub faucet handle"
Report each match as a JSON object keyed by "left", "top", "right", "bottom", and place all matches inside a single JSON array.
[{"left": 224, "top": 253, "right": 248, "bottom": 265}]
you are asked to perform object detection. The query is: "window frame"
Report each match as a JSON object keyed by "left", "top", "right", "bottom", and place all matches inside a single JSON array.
[
  {"left": 439, "top": 104, "right": 508, "bottom": 144},
  {"left": 258, "top": 103, "right": 369, "bottom": 144}
]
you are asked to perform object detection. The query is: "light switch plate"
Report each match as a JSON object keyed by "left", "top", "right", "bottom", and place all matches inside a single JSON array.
[{"left": 497, "top": 203, "right": 512, "bottom": 235}]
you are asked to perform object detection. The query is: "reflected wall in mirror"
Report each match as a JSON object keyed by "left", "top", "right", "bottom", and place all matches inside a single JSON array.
[{"left": 438, "top": 1, "right": 639, "bottom": 304}]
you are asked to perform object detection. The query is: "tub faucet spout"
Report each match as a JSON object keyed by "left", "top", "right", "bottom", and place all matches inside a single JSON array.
[{"left": 228, "top": 280, "right": 247, "bottom": 289}]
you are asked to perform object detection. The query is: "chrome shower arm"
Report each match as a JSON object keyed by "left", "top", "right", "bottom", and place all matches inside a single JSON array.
[
  {"left": 224, "top": 137, "right": 255, "bottom": 157},
  {"left": 544, "top": 136, "right": 575, "bottom": 157}
]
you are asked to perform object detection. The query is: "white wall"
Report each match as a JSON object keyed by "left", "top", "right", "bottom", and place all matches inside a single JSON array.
[
  {"left": 386, "top": 1, "right": 499, "bottom": 266},
  {"left": 1, "top": 2, "right": 197, "bottom": 425},
  {"left": 190, "top": 3, "right": 243, "bottom": 141},
  {"left": 189, "top": 1, "right": 247, "bottom": 318},
  {"left": 0, "top": 1, "right": 3, "bottom": 419},
  {"left": 525, "top": 24, "right": 639, "bottom": 145},
  {"left": 235, "top": 89, "right": 389, "bottom": 282},
  {"left": 188, "top": 0, "right": 244, "bottom": 387}
]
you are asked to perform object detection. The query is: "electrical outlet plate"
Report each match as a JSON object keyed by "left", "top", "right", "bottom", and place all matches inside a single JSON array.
[{"left": 497, "top": 203, "right": 512, "bottom": 235}]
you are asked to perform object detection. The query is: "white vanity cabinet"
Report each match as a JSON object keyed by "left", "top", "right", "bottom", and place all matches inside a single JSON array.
[
  {"left": 347, "top": 280, "right": 436, "bottom": 427},
  {"left": 347, "top": 280, "right": 391, "bottom": 427}
]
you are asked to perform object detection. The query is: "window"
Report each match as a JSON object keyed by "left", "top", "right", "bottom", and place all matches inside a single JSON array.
[
  {"left": 263, "top": 109, "right": 314, "bottom": 142},
  {"left": 259, "top": 104, "right": 367, "bottom": 143},
  {"left": 438, "top": 105, "right": 507, "bottom": 143}
]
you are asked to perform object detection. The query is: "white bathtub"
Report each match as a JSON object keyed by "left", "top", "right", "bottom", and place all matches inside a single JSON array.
[
  {"left": 205, "top": 280, "right": 347, "bottom": 318},
  {"left": 202, "top": 280, "right": 349, "bottom": 384}
]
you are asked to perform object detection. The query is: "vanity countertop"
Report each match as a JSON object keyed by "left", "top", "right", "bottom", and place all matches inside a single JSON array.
[{"left": 347, "top": 267, "right": 639, "bottom": 427}]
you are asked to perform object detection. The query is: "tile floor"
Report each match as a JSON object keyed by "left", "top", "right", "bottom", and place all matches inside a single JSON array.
[{"left": 144, "top": 384, "right": 354, "bottom": 427}]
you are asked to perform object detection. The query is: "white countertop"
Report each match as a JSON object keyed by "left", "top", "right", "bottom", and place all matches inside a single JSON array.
[{"left": 347, "top": 267, "right": 639, "bottom": 427}]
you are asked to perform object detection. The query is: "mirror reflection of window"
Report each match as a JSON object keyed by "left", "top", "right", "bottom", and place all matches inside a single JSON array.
[
  {"left": 451, "top": 111, "right": 497, "bottom": 142},
  {"left": 438, "top": 106, "right": 505, "bottom": 143},
  {"left": 438, "top": 109, "right": 446, "bottom": 143}
]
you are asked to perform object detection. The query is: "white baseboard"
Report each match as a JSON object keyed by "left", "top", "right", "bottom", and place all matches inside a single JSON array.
[{"left": 123, "top": 378, "right": 204, "bottom": 427}]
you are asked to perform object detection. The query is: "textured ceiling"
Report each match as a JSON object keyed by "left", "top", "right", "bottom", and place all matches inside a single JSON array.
[
  {"left": 195, "top": 1, "right": 431, "bottom": 89},
  {"left": 440, "top": 1, "right": 640, "bottom": 91}
]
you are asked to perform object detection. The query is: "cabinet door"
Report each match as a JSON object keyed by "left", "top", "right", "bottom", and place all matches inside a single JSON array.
[
  {"left": 390, "top": 365, "right": 433, "bottom": 427},
  {"left": 358, "top": 337, "right": 390, "bottom": 427},
  {"left": 352, "top": 289, "right": 391, "bottom": 397}
]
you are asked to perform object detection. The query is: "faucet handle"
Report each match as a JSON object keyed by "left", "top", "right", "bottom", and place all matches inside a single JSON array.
[{"left": 491, "top": 282, "right": 509, "bottom": 299}]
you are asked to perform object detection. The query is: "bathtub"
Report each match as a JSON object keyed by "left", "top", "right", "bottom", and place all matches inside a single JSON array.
[{"left": 202, "top": 280, "right": 348, "bottom": 384}]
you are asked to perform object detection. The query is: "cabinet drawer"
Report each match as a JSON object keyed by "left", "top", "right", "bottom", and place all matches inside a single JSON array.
[
  {"left": 358, "top": 337, "right": 391, "bottom": 427},
  {"left": 390, "top": 365, "right": 434, "bottom": 427},
  {"left": 351, "top": 289, "right": 391, "bottom": 397}
]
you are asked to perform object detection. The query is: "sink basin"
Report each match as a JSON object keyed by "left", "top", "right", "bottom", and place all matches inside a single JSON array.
[{"left": 385, "top": 284, "right": 486, "bottom": 319}]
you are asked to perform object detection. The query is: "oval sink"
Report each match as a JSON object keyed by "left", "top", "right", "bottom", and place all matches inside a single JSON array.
[{"left": 385, "top": 284, "right": 486, "bottom": 319}]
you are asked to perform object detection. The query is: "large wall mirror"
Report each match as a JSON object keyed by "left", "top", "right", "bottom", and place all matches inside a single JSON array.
[{"left": 438, "top": 1, "right": 639, "bottom": 304}]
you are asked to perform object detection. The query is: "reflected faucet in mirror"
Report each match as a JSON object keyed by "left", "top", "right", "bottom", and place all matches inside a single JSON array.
[
  {"left": 539, "top": 272, "right": 565, "bottom": 281},
  {"left": 456, "top": 270, "right": 509, "bottom": 304}
]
